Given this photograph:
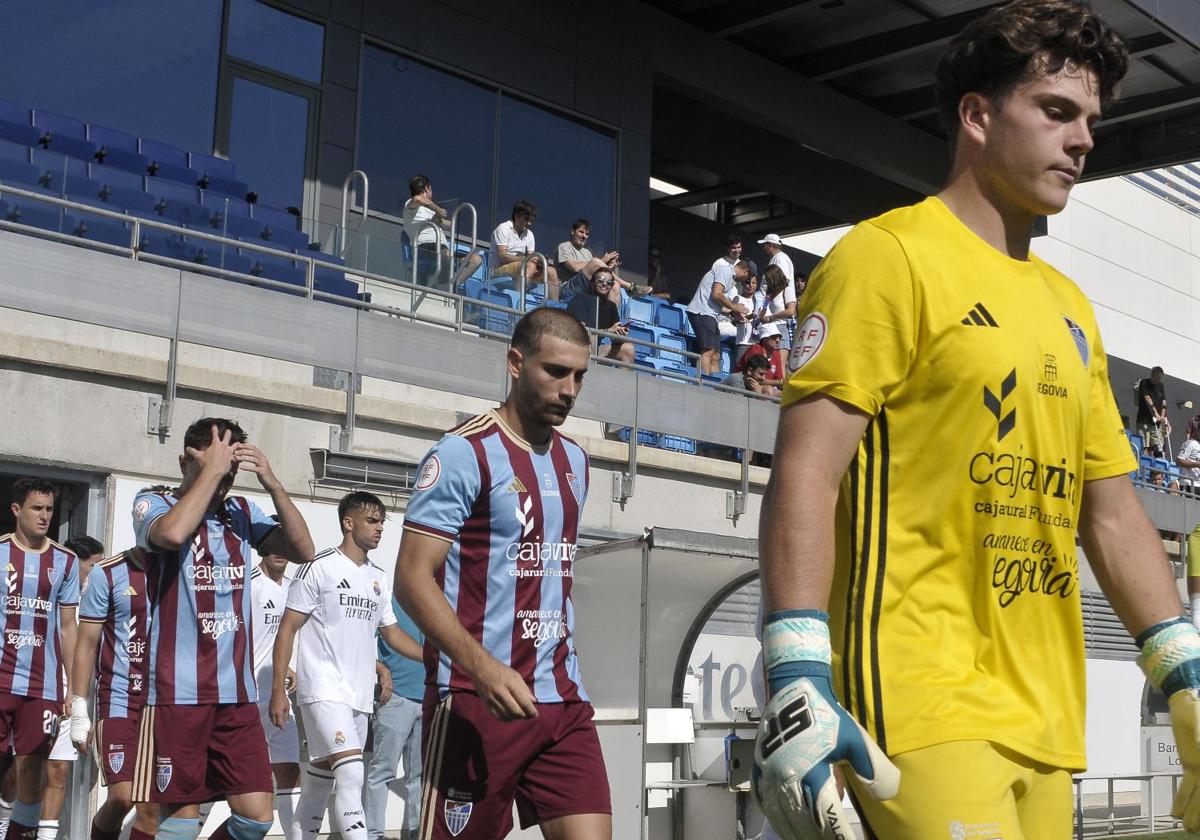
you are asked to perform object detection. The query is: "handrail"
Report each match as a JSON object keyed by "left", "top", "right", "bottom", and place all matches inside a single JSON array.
[
  {"left": 408, "top": 220, "right": 444, "bottom": 286},
  {"left": 1072, "top": 772, "right": 1182, "bottom": 839},
  {"left": 448, "top": 202, "right": 478, "bottom": 267},
  {"left": 339, "top": 170, "right": 369, "bottom": 259},
  {"left": 517, "top": 250, "right": 549, "bottom": 307}
]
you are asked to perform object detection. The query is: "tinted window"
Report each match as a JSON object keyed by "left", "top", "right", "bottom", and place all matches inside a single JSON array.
[
  {"left": 227, "top": 0, "right": 324, "bottom": 84},
  {"left": 228, "top": 77, "right": 309, "bottom": 210},
  {"left": 497, "top": 95, "right": 616, "bottom": 256},
  {"left": 358, "top": 46, "right": 497, "bottom": 229},
  {"left": 0, "top": 0, "right": 221, "bottom": 152}
]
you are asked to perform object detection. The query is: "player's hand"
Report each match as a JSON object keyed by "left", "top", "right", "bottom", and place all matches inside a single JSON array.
[
  {"left": 753, "top": 611, "right": 899, "bottom": 840},
  {"left": 471, "top": 655, "right": 537, "bottom": 721},
  {"left": 232, "top": 443, "right": 281, "bottom": 492},
  {"left": 285, "top": 667, "right": 297, "bottom": 693},
  {"left": 269, "top": 686, "right": 291, "bottom": 729},
  {"left": 1137, "top": 618, "right": 1200, "bottom": 831},
  {"left": 188, "top": 426, "right": 237, "bottom": 477},
  {"left": 69, "top": 695, "right": 91, "bottom": 750}
]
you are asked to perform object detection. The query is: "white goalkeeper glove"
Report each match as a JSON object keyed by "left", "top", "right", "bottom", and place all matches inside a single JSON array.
[
  {"left": 753, "top": 611, "right": 899, "bottom": 840},
  {"left": 69, "top": 695, "right": 91, "bottom": 750},
  {"left": 1137, "top": 617, "right": 1200, "bottom": 832}
]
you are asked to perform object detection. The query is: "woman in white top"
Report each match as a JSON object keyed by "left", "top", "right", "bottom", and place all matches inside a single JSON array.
[
  {"left": 402, "top": 174, "right": 483, "bottom": 289},
  {"left": 730, "top": 271, "right": 765, "bottom": 366},
  {"left": 757, "top": 264, "right": 797, "bottom": 350}
]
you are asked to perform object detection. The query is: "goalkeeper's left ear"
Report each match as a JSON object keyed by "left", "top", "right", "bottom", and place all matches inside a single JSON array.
[{"left": 1137, "top": 617, "right": 1200, "bottom": 833}]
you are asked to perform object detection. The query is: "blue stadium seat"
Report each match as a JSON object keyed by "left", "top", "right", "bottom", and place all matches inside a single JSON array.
[
  {"left": 658, "top": 434, "right": 698, "bottom": 455},
  {"left": 719, "top": 346, "right": 733, "bottom": 375},
  {"left": 30, "top": 147, "right": 88, "bottom": 185},
  {"left": 0, "top": 157, "right": 42, "bottom": 188},
  {"left": 263, "top": 226, "right": 310, "bottom": 251},
  {"left": 101, "top": 185, "right": 157, "bottom": 216},
  {"left": 64, "top": 175, "right": 106, "bottom": 205},
  {"left": 202, "top": 191, "right": 251, "bottom": 218},
  {"left": 0, "top": 140, "right": 28, "bottom": 163},
  {"left": 157, "top": 200, "right": 213, "bottom": 228},
  {"left": 252, "top": 253, "right": 306, "bottom": 288},
  {"left": 66, "top": 213, "right": 133, "bottom": 248},
  {"left": 215, "top": 252, "right": 255, "bottom": 275},
  {"left": 33, "top": 111, "right": 97, "bottom": 161},
  {"left": 137, "top": 229, "right": 185, "bottom": 258},
  {"left": 148, "top": 177, "right": 200, "bottom": 208},
  {"left": 212, "top": 212, "right": 265, "bottom": 240},
  {"left": 4, "top": 200, "right": 66, "bottom": 234},
  {"left": 625, "top": 295, "right": 655, "bottom": 325},
  {"left": 89, "top": 164, "right": 144, "bottom": 193},
  {"left": 141, "top": 139, "right": 199, "bottom": 185},
  {"left": 315, "top": 267, "right": 358, "bottom": 300},
  {"left": 191, "top": 152, "right": 248, "bottom": 198},
  {"left": 475, "top": 288, "right": 518, "bottom": 333},
  {"left": 0, "top": 99, "right": 38, "bottom": 147},
  {"left": 625, "top": 325, "right": 658, "bottom": 360},
  {"left": 655, "top": 301, "right": 687, "bottom": 333},
  {"left": 88, "top": 124, "right": 150, "bottom": 175},
  {"left": 251, "top": 203, "right": 300, "bottom": 232},
  {"left": 657, "top": 332, "right": 687, "bottom": 364}
]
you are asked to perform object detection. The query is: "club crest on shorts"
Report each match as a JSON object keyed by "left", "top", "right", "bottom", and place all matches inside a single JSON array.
[
  {"left": 155, "top": 758, "right": 172, "bottom": 792},
  {"left": 334, "top": 730, "right": 346, "bottom": 746},
  {"left": 108, "top": 750, "right": 124, "bottom": 775},
  {"left": 1062, "top": 316, "right": 1089, "bottom": 366},
  {"left": 444, "top": 800, "right": 472, "bottom": 836}
]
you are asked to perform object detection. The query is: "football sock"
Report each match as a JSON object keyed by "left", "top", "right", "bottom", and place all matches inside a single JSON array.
[
  {"left": 9, "top": 801, "right": 40, "bottom": 840},
  {"left": 155, "top": 816, "right": 199, "bottom": 840},
  {"left": 293, "top": 768, "right": 334, "bottom": 840},
  {"left": 331, "top": 756, "right": 366, "bottom": 840},
  {"left": 1191, "top": 594, "right": 1200, "bottom": 629},
  {"left": 127, "top": 827, "right": 154, "bottom": 840},
  {"left": 0, "top": 796, "right": 13, "bottom": 840},
  {"left": 35, "top": 821, "right": 57, "bottom": 840},
  {"left": 275, "top": 787, "right": 300, "bottom": 840}
]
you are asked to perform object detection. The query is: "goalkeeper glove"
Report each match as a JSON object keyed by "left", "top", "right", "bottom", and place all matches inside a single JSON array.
[
  {"left": 69, "top": 695, "right": 91, "bottom": 750},
  {"left": 1137, "top": 617, "right": 1200, "bottom": 832},
  {"left": 753, "top": 610, "right": 899, "bottom": 840}
]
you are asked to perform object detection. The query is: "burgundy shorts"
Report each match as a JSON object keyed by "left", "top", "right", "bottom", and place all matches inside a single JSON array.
[
  {"left": 0, "top": 692, "right": 59, "bottom": 757},
  {"left": 131, "top": 703, "right": 272, "bottom": 804},
  {"left": 96, "top": 713, "right": 141, "bottom": 786},
  {"left": 419, "top": 692, "right": 610, "bottom": 839}
]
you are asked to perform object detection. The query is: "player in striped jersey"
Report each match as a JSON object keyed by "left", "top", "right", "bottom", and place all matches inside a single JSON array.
[
  {"left": 69, "top": 545, "right": 157, "bottom": 840},
  {"left": 36, "top": 535, "right": 104, "bottom": 840},
  {"left": 0, "top": 478, "right": 79, "bottom": 840},
  {"left": 271, "top": 493, "right": 422, "bottom": 840},
  {"left": 249, "top": 551, "right": 300, "bottom": 840},
  {"left": 130, "top": 418, "right": 313, "bottom": 840},
  {"left": 395, "top": 308, "right": 610, "bottom": 840}
]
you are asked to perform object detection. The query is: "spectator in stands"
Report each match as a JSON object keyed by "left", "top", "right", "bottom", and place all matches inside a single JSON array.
[
  {"left": 713, "top": 234, "right": 743, "bottom": 272},
  {"left": 687, "top": 260, "right": 751, "bottom": 375},
  {"left": 491, "top": 200, "right": 557, "bottom": 297},
  {"left": 735, "top": 321, "right": 785, "bottom": 389},
  {"left": 648, "top": 245, "right": 671, "bottom": 300},
  {"left": 402, "top": 174, "right": 483, "bottom": 289},
  {"left": 756, "top": 250, "right": 797, "bottom": 354},
  {"left": 1177, "top": 424, "right": 1200, "bottom": 491},
  {"left": 555, "top": 219, "right": 646, "bottom": 304},
  {"left": 722, "top": 354, "right": 776, "bottom": 396},
  {"left": 1149, "top": 469, "right": 1182, "bottom": 494},
  {"left": 566, "top": 267, "right": 634, "bottom": 364},
  {"left": 1137, "top": 366, "right": 1170, "bottom": 456},
  {"left": 731, "top": 270, "right": 765, "bottom": 366}
]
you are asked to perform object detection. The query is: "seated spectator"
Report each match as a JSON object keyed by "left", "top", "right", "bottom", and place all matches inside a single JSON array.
[
  {"left": 730, "top": 271, "right": 765, "bottom": 366},
  {"left": 492, "top": 200, "right": 558, "bottom": 296},
  {"left": 722, "top": 354, "right": 777, "bottom": 396},
  {"left": 756, "top": 262, "right": 797, "bottom": 354},
  {"left": 402, "top": 174, "right": 483, "bottom": 289},
  {"left": 555, "top": 218, "right": 644, "bottom": 305},
  {"left": 1137, "top": 366, "right": 1169, "bottom": 457},
  {"left": 735, "top": 322, "right": 785, "bottom": 388},
  {"left": 648, "top": 244, "right": 671, "bottom": 300},
  {"left": 565, "top": 267, "right": 634, "bottom": 364},
  {"left": 1178, "top": 425, "right": 1200, "bottom": 491},
  {"left": 1149, "top": 469, "right": 1182, "bottom": 494},
  {"left": 687, "top": 260, "right": 751, "bottom": 375}
]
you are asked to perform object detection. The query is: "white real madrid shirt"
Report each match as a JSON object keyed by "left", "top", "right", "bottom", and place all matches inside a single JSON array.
[
  {"left": 287, "top": 547, "right": 397, "bottom": 713},
  {"left": 250, "top": 564, "right": 292, "bottom": 700}
]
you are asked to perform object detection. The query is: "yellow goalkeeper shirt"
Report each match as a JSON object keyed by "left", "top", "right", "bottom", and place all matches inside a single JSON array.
[{"left": 781, "top": 196, "right": 1134, "bottom": 770}]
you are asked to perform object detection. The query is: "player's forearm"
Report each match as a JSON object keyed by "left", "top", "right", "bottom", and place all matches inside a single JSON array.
[
  {"left": 1081, "top": 476, "right": 1182, "bottom": 636},
  {"left": 60, "top": 615, "right": 77, "bottom": 697},
  {"left": 271, "top": 622, "right": 300, "bottom": 693},
  {"left": 149, "top": 470, "right": 226, "bottom": 549},
  {"left": 380, "top": 624, "right": 423, "bottom": 662},
  {"left": 759, "top": 472, "right": 840, "bottom": 614},
  {"left": 267, "top": 488, "right": 314, "bottom": 562},
  {"left": 71, "top": 623, "right": 101, "bottom": 697},
  {"left": 397, "top": 567, "right": 492, "bottom": 678}
]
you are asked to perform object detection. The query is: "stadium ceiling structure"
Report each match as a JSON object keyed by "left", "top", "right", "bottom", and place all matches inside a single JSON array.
[{"left": 645, "top": 0, "right": 1200, "bottom": 234}]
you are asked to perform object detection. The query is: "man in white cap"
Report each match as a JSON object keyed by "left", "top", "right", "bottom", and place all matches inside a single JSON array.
[{"left": 756, "top": 234, "right": 797, "bottom": 353}]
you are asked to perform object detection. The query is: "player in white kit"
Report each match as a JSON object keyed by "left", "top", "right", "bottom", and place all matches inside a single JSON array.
[
  {"left": 270, "top": 493, "right": 422, "bottom": 840},
  {"left": 249, "top": 550, "right": 300, "bottom": 840}
]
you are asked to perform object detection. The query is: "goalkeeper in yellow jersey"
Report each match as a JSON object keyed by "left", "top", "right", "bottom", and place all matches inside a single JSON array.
[{"left": 753, "top": 2, "right": 1200, "bottom": 838}]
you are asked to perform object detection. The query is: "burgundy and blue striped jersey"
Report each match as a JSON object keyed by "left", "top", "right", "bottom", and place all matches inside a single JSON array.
[
  {"left": 402, "top": 411, "right": 590, "bottom": 703},
  {"left": 0, "top": 535, "right": 79, "bottom": 702},
  {"left": 79, "top": 549, "right": 150, "bottom": 718},
  {"left": 133, "top": 490, "right": 279, "bottom": 705}
]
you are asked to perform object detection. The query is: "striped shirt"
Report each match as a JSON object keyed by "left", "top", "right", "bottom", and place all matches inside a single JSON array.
[
  {"left": 0, "top": 535, "right": 79, "bottom": 702},
  {"left": 133, "top": 490, "right": 279, "bottom": 705},
  {"left": 403, "top": 410, "right": 589, "bottom": 703},
  {"left": 79, "top": 550, "right": 150, "bottom": 718}
]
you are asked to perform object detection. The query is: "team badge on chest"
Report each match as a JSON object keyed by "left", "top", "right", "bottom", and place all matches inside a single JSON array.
[{"left": 1063, "top": 316, "right": 1089, "bottom": 366}]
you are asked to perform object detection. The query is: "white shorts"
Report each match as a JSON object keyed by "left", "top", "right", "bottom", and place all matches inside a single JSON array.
[
  {"left": 49, "top": 717, "right": 77, "bottom": 762},
  {"left": 258, "top": 699, "right": 300, "bottom": 765},
  {"left": 299, "top": 701, "right": 368, "bottom": 761}
]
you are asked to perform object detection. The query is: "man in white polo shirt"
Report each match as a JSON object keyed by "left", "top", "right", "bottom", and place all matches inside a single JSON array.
[
  {"left": 756, "top": 233, "right": 797, "bottom": 352},
  {"left": 686, "top": 259, "right": 751, "bottom": 376},
  {"left": 491, "top": 201, "right": 558, "bottom": 298}
]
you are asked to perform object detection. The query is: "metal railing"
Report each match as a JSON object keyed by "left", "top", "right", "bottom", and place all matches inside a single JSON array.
[
  {"left": 339, "top": 169, "right": 369, "bottom": 259},
  {"left": 1073, "top": 773, "right": 1183, "bottom": 838}
]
